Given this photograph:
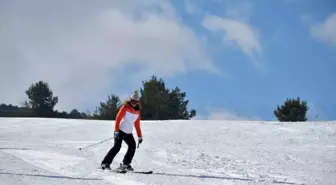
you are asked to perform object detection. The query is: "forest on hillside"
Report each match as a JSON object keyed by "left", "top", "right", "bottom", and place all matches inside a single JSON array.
[
  {"left": 0, "top": 76, "right": 196, "bottom": 120},
  {"left": 1, "top": 75, "right": 309, "bottom": 122}
]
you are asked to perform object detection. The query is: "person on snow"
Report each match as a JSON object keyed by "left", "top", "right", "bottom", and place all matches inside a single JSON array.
[{"left": 100, "top": 90, "right": 143, "bottom": 171}]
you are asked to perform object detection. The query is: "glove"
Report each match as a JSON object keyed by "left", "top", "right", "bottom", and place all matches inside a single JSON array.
[
  {"left": 138, "top": 137, "right": 143, "bottom": 144},
  {"left": 114, "top": 131, "right": 120, "bottom": 139}
]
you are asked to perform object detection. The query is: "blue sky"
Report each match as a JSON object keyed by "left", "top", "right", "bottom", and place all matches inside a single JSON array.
[
  {"left": 1, "top": 0, "right": 335, "bottom": 121},
  {"left": 144, "top": 0, "right": 336, "bottom": 121},
  {"left": 178, "top": 0, "right": 335, "bottom": 120}
]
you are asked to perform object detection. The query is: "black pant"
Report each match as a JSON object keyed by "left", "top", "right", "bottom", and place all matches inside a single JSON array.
[{"left": 101, "top": 130, "right": 136, "bottom": 165}]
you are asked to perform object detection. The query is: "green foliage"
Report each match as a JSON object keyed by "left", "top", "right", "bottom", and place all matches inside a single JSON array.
[
  {"left": 25, "top": 81, "right": 59, "bottom": 117},
  {"left": 167, "top": 87, "right": 196, "bottom": 119},
  {"left": 2, "top": 76, "right": 314, "bottom": 122},
  {"left": 140, "top": 76, "right": 170, "bottom": 120},
  {"left": 274, "top": 97, "right": 309, "bottom": 122},
  {"left": 1, "top": 75, "right": 196, "bottom": 120},
  {"left": 54, "top": 109, "right": 90, "bottom": 119},
  {"left": 69, "top": 109, "right": 84, "bottom": 119},
  {"left": 0, "top": 104, "right": 34, "bottom": 117},
  {"left": 95, "top": 94, "right": 121, "bottom": 120},
  {"left": 0, "top": 103, "right": 90, "bottom": 119},
  {"left": 140, "top": 75, "right": 196, "bottom": 120}
]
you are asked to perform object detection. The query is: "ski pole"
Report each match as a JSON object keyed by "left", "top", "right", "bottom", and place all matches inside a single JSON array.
[{"left": 78, "top": 137, "right": 114, "bottom": 150}]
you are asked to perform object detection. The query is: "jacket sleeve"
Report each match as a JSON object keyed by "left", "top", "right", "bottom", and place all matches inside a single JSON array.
[
  {"left": 134, "top": 115, "right": 142, "bottom": 137},
  {"left": 114, "top": 105, "right": 126, "bottom": 132}
]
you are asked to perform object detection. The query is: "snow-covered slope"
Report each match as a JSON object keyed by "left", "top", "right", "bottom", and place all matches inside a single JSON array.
[{"left": 0, "top": 118, "right": 335, "bottom": 185}]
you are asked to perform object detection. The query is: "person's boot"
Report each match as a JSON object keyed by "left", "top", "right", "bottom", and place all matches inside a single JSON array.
[
  {"left": 100, "top": 163, "right": 111, "bottom": 170},
  {"left": 120, "top": 162, "right": 134, "bottom": 171}
]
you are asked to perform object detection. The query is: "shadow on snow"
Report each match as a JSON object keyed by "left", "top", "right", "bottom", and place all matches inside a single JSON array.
[
  {"left": 153, "top": 172, "right": 304, "bottom": 185},
  {"left": 0, "top": 172, "right": 101, "bottom": 181},
  {"left": 0, "top": 147, "right": 32, "bottom": 150},
  {"left": 0, "top": 170, "right": 304, "bottom": 184}
]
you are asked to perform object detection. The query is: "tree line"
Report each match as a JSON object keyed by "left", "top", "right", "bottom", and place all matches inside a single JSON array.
[
  {"left": 1, "top": 75, "right": 311, "bottom": 122},
  {"left": 0, "top": 75, "right": 196, "bottom": 120}
]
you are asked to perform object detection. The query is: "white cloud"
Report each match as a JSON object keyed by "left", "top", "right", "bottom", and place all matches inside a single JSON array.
[
  {"left": 207, "top": 108, "right": 260, "bottom": 121},
  {"left": 184, "top": 0, "right": 252, "bottom": 19},
  {"left": 192, "top": 108, "right": 260, "bottom": 121},
  {"left": 202, "top": 15, "right": 263, "bottom": 69},
  {"left": 208, "top": 109, "right": 245, "bottom": 120},
  {"left": 0, "top": 0, "right": 218, "bottom": 111},
  {"left": 185, "top": 0, "right": 197, "bottom": 14},
  {"left": 224, "top": 1, "right": 253, "bottom": 21},
  {"left": 310, "top": 12, "right": 336, "bottom": 46}
]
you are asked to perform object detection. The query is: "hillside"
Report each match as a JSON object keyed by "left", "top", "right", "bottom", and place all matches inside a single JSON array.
[{"left": 0, "top": 118, "right": 335, "bottom": 185}]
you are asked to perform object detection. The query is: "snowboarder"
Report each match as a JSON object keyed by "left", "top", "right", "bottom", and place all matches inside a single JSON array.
[{"left": 100, "top": 90, "right": 143, "bottom": 171}]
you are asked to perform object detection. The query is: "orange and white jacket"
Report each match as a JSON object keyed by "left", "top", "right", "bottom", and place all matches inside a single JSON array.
[{"left": 115, "top": 104, "right": 142, "bottom": 137}]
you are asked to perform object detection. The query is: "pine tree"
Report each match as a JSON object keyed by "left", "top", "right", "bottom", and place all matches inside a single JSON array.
[
  {"left": 274, "top": 97, "right": 309, "bottom": 122},
  {"left": 25, "top": 81, "right": 58, "bottom": 117},
  {"left": 140, "top": 75, "right": 170, "bottom": 120},
  {"left": 140, "top": 75, "right": 196, "bottom": 120},
  {"left": 97, "top": 94, "right": 121, "bottom": 120}
]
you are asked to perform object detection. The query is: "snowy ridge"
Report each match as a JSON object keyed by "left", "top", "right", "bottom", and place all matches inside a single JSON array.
[{"left": 0, "top": 118, "right": 335, "bottom": 185}]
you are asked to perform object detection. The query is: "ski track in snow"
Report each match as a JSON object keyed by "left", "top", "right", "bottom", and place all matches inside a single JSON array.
[{"left": 0, "top": 118, "right": 335, "bottom": 185}]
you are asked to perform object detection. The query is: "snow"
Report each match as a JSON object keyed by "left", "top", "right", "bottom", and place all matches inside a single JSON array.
[{"left": 0, "top": 118, "right": 335, "bottom": 185}]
